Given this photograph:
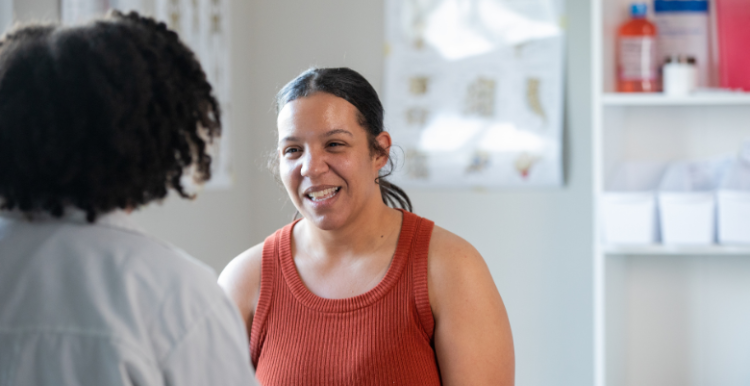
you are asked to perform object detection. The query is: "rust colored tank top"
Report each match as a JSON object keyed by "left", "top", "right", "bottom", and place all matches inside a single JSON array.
[{"left": 250, "top": 210, "right": 441, "bottom": 385}]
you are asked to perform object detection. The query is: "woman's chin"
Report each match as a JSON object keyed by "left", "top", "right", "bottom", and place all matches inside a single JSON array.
[
  {"left": 299, "top": 208, "right": 349, "bottom": 231},
  {"left": 307, "top": 214, "right": 345, "bottom": 231}
]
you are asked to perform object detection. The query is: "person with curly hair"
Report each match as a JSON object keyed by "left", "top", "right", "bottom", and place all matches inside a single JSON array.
[{"left": 0, "top": 11, "right": 258, "bottom": 386}]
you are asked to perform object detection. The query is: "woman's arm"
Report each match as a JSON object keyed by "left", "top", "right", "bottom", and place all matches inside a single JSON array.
[
  {"left": 428, "top": 226, "right": 515, "bottom": 386},
  {"left": 218, "top": 242, "right": 264, "bottom": 339}
]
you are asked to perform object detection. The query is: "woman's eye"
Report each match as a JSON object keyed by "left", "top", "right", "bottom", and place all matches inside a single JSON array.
[
  {"left": 284, "top": 148, "right": 299, "bottom": 155},
  {"left": 328, "top": 142, "right": 343, "bottom": 148}
]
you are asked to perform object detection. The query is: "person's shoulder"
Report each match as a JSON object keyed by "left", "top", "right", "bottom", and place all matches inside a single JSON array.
[
  {"left": 93, "top": 222, "right": 218, "bottom": 286},
  {"left": 427, "top": 223, "right": 485, "bottom": 269},
  {"left": 219, "top": 241, "right": 264, "bottom": 288},
  {"left": 219, "top": 224, "right": 288, "bottom": 287},
  {"left": 118, "top": 230, "right": 243, "bottom": 358},
  {"left": 217, "top": 239, "right": 268, "bottom": 326},
  {"left": 62, "top": 217, "right": 225, "bottom": 309},
  {"left": 5, "top": 212, "right": 216, "bottom": 286},
  {"left": 423, "top": 222, "right": 495, "bottom": 312}
]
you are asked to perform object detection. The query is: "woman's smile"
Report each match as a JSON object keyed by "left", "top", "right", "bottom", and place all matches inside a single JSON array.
[{"left": 303, "top": 185, "right": 342, "bottom": 208}]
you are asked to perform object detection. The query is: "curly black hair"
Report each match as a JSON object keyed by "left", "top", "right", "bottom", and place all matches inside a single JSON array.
[{"left": 0, "top": 11, "right": 221, "bottom": 222}]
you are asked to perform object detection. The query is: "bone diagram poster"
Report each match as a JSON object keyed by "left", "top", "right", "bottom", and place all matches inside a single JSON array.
[{"left": 384, "top": 0, "right": 565, "bottom": 188}]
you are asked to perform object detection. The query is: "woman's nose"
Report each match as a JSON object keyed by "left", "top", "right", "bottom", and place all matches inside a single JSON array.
[{"left": 300, "top": 147, "right": 328, "bottom": 178}]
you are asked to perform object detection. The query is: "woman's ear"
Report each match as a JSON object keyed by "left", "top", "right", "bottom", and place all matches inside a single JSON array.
[{"left": 374, "top": 131, "right": 392, "bottom": 169}]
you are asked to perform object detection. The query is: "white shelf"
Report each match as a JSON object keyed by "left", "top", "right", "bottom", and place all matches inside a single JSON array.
[
  {"left": 603, "top": 244, "right": 750, "bottom": 256},
  {"left": 602, "top": 92, "right": 750, "bottom": 106}
]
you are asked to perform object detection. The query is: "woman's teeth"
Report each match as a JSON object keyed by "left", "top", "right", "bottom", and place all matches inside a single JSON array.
[{"left": 307, "top": 187, "right": 340, "bottom": 202}]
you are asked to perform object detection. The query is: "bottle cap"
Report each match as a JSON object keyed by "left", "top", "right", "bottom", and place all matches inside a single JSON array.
[{"left": 631, "top": 3, "right": 648, "bottom": 18}]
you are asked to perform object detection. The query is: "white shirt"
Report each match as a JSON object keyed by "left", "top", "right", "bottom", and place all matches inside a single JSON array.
[{"left": 0, "top": 210, "right": 258, "bottom": 386}]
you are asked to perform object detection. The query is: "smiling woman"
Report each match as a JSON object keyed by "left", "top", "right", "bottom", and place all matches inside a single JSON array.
[
  {"left": 277, "top": 91, "right": 398, "bottom": 230},
  {"left": 219, "top": 67, "right": 515, "bottom": 386},
  {"left": 269, "top": 67, "right": 412, "bottom": 214}
]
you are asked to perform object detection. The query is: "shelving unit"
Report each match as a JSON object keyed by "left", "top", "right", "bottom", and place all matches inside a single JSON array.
[
  {"left": 602, "top": 92, "right": 750, "bottom": 106},
  {"left": 592, "top": 0, "right": 750, "bottom": 385}
]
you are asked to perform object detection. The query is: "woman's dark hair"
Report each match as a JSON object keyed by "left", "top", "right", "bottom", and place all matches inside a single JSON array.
[
  {"left": 274, "top": 67, "right": 412, "bottom": 212},
  {"left": 0, "top": 11, "right": 220, "bottom": 222}
]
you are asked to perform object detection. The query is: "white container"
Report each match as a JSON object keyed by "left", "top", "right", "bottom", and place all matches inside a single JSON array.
[
  {"left": 717, "top": 152, "right": 750, "bottom": 245},
  {"left": 602, "top": 162, "right": 666, "bottom": 244},
  {"left": 658, "top": 158, "right": 730, "bottom": 245},
  {"left": 663, "top": 59, "right": 697, "bottom": 96}
]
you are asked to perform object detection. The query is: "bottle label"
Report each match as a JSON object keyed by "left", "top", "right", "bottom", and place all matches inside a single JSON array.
[{"left": 619, "top": 37, "right": 657, "bottom": 80}]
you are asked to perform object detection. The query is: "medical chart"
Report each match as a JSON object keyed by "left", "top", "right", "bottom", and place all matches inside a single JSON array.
[{"left": 384, "top": 0, "right": 565, "bottom": 187}]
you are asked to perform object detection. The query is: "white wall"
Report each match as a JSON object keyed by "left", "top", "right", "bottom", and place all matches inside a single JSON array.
[
  {"left": 12, "top": 0, "right": 594, "bottom": 384},
  {"left": 13, "top": 0, "right": 58, "bottom": 22},
  {"left": 0, "top": 1, "right": 12, "bottom": 31}
]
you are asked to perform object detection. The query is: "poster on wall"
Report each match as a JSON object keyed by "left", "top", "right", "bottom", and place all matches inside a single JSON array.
[
  {"left": 61, "top": 0, "right": 233, "bottom": 189},
  {"left": 61, "top": 0, "right": 142, "bottom": 26},
  {"left": 384, "top": 0, "right": 565, "bottom": 188}
]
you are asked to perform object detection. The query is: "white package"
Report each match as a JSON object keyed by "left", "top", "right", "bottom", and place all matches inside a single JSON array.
[
  {"left": 658, "top": 158, "right": 730, "bottom": 245},
  {"left": 717, "top": 148, "right": 750, "bottom": 245},
  {"left": 654, "top": 0, "right": 710, "bottom": 87},
  {"left": 602, "top": 162, "right": 666, "bottom": 244}
]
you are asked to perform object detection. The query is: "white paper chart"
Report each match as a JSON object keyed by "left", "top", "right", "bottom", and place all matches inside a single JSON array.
[
  {"left": 61, "top": 0, "right": 233, "bottom": 189},
  {"left": 384, "top": 0, "right": 565, "bottom": 188}
]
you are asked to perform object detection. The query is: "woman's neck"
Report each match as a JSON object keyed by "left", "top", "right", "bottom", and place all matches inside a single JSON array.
[{"left": 297, "top": 201, "right": 403, "bottom": 261}]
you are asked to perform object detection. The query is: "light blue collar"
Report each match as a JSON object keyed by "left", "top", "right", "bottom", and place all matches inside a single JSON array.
[{"left": 0, "top": 208, "right": 142, "bottom": 233}]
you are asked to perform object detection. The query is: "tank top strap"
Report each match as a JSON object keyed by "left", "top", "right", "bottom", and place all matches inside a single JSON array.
[
  {"left": 410, "top": 213, "right": 436, "bottom": 341},
  {"left": 250, "top": 224, "right": 290, "bottom": 366}
]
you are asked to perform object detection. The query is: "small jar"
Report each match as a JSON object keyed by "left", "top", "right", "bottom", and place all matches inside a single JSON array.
[{"left": 663, "top": 55, "right": 697, "bottom": 96}]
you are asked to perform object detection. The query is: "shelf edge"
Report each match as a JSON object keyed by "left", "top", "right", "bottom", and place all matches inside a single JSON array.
[
  {"left": 603, "top": 245, "right": 750, "bottom": 256},
  {"left": 601, "top": 93, "right": 750, "bottom": 106}
]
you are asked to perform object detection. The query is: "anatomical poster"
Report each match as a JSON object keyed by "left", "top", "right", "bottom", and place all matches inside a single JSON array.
[{"left": 384, "top": 0, "right": 565, "bottom": 188}]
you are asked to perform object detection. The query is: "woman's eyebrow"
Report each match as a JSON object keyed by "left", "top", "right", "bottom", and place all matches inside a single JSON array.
[
  {"left": 279, "top": 129, "right": 352, "bottom": 143},
  {"left": 324, "top": 129, "right": 353, "bottom": 137}
]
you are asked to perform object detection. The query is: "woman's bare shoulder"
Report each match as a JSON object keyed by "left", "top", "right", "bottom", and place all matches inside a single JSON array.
[
  {"left": 220, "top": 242, "right": 264, "bottom": 276},
  {"left": 426, "top": 224, "right": 497, "bottom": 314},
  {"left": 218, "top": 242, "right": 265, "bottom": 322},
  {"left": 426, "top": 224, "right": 515, "bottom": 385},
  {"left": 428, "top": 225, "right": 486, "bottom": 272}
]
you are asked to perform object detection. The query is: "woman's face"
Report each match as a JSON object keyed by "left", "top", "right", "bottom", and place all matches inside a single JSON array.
[{"left": 277, "top": 92, "right": 390, "bottom": 230}]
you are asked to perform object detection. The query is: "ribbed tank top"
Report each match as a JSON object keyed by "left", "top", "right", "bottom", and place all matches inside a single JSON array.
[{"left": 250, "top": 210, "right": 441, "bottom": 385}]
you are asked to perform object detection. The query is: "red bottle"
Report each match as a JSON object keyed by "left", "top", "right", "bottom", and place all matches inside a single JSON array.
[{"left": 617, "top": 3, "right": 659, "bottom": 92}]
